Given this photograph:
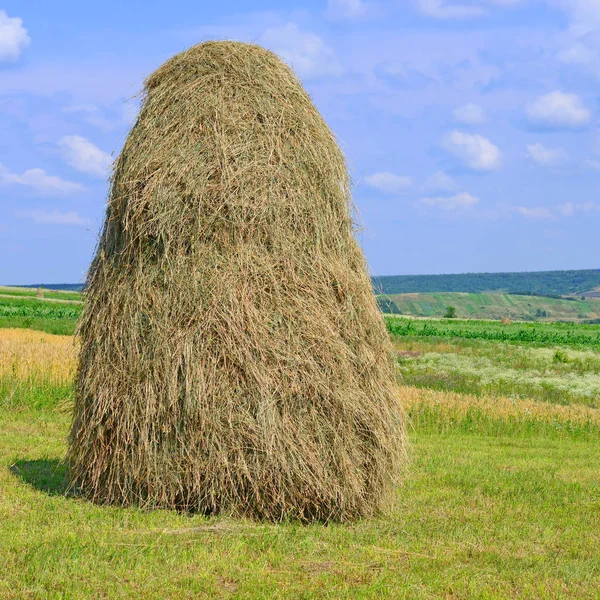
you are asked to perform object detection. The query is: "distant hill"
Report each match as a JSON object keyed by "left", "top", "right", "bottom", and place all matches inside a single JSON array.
[
  {"left": 8, "top": 269, "right": 600, "bottom": 300},
  {"left": 377, "top": 292, "right": 600, "bottom": 322},
  {"left": 373, "top": 269, "right": 600, "bottom": 297}
]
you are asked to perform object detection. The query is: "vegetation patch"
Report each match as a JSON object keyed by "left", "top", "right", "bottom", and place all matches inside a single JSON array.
[{"left": 379, "top": 291, "right": 600, "bottom": 322}]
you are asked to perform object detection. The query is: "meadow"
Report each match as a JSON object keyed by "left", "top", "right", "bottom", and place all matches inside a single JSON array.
[
  {"left": 0, "top": 295, "right": 81, "bottom": 336},
  {"left": 1, "top": 300, "right": 599, "bottom": 598},
  {"left": 380, "top": 291, "right": 600, "bottom": 322}
]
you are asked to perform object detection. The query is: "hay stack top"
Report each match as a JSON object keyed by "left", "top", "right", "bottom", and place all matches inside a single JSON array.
[{"left": 103, "top": 41, "right": 354, "bottom": 265}]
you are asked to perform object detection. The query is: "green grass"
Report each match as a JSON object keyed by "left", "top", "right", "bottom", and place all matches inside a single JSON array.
[
  {"left": 0, "top": 285, "right": 81, "bottom": 302},
  {"left": 380, "top": 292, "right": 600, "bottom": 322},
  {"left": 386, "top": 316, "right": 600, "bottom": 348},
  {"left": 0, "top": 296, "right": 81, "bottom": 335},
  {"left": 1, "top": 407, "right": 599, "bottom": 599}
]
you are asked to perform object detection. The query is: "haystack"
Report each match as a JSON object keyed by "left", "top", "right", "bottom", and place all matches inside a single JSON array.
[{"left": 69, "top": 41, "right": 405, "bottom": 522}]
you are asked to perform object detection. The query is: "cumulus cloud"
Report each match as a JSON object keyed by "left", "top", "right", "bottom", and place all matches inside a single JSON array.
[
  {"left": 63, "top": 102, "right": 139, "bottom": 132},
  {"left": 515, "top": 206, "right": 556, "bottom": 220},
  {"left": 364, "top": 172, "right": 413, "bottom": 193},
  {"left": 420, "top": 191, "right": 479, "bottom": 210},
  {"left": 558, "top": 43, "right": 598, "bottom": 68},
  {"left": 553, "top": 0, "right": 600, "bottom": 77},
  {"left": 526, "top": 143, "right": 568, "bottom": 167},
  {"left": 442, "top": 131, "right": 502, "bottom": 171},
  {"left": 0, "top": 10, "right": 30, "bottom": 62},
  {"left": 557, "top": 201, "right": 599, "bottom": 216},
  {"left": 515, "top": 201, "right": 598, "bottom": 220},
  {"left": 526, "top": 91, "right": 590, "bottom": 129},
  {"left": 59, "top": 135, "right": 111, "bottom": 178},
  {"left": 582, "top": 158, "right": 600, "bottom": 170},
  {"left": 425, "top": 171, "right": 457, "bottom": 192},
  {"left": 260, "top": 23, "right": 343, "bottom": 79},
  {"left": 454, "top": 103, "right": 487, "bottom": 125},
  {"left": 0, "top": 163, "right": 85, "bottom": 196},
  {"left": 417, "top": 0, "right": 484, "bottom": 19},
  {"left": 14, "top": 209, "right": 91, "bottom": 226},
  {"left": 327, "top": 0, "right": 367, "bottom": 19}
]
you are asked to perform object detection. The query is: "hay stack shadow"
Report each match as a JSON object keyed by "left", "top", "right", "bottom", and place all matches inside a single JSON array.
[
  {"left": 11, "top": 459, "right": 69, "bottom": 496},
  {"left": 69, "top": 41, "right": 406, "bottom": 522}
]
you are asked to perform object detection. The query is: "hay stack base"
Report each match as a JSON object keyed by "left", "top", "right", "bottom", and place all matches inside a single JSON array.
[{"left": 69, "top": 41, "right": 405, "bottom": 522}]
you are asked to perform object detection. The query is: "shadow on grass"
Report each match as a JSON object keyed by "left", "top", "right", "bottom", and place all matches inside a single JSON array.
[{"left": 10, "top": 459, "right": 70, "bottom": 496}]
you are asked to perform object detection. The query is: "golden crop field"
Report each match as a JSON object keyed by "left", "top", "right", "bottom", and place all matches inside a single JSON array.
[{"left": 0, "top": 329, "right": 76, "bottom": 408}]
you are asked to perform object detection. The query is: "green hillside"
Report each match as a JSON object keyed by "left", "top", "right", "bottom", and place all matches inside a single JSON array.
[
  {"left": 373, "top": 269, "right": 600, "bottom": 296},
  {"left": 379, "top": 292, "right": 600, "bottom": 322}
]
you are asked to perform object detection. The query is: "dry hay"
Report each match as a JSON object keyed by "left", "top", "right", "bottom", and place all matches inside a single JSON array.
[
  {"left": 69, "top": 41, "right": 406, "bottom": 522},
  {"left": 36, "top": 287, "right": 44, "bottom": 299}
]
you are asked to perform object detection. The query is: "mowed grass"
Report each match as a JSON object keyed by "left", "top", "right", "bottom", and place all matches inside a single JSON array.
[
  {"left": 2, "top": 407, "right": 600, "bottom": 599},
  {"left": 1, "top": 328, "right": 600, "bottom": 598}
]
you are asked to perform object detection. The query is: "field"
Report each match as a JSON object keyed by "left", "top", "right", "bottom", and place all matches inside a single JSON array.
[
  {"left": 379, "top": 291, "right": 600, "bottom": 322},
  {"left": 1, "top": 306, "right": 600, "bottom": 597},
  {"left": 0, "top": 293, "right": 82, "bottom": 336},
  {"left": 0, "top": 286, "right": 82, "bottom": 302}
]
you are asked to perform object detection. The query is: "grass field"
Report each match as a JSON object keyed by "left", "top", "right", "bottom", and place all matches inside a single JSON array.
[
  {"left": 0, "top": 296, "right": 82, "bottom": 336},
  {"left": 0, "top": 286, "right": 82, "bottom": 302},
  {"left": 386, "top": 315, "right": 600, "bottom": 348},
  {"left": 380, "top": 291, "right": 600, "bottom": 322},
  {"left": 1, "top": 312, "right": 600, "bottom": 597}
]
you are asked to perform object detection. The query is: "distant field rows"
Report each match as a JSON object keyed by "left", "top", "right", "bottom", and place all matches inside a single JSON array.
[{"left": 386, "top": 316, "right": 600, "bottom": 348}]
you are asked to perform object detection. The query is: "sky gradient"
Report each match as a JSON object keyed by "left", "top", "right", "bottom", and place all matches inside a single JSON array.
[{"left": 1, "top": 0, "right": 599, "bottom": 283}]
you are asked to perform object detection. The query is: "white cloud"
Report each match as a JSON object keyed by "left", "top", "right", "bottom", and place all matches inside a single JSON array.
[
  {"left": 14, "top": 210, "right": 91, "bottom": 226},
  {"left": 557, "top": 201, "right": 599, "bottom": 216},
  {"left": 526, "top": 91, "right": 590, "bottom": 129},
  {"left": 583, "top": 158, "right": 600, "bottom": 170},
  {"left": 59, "top": 135, "right": 111, "bottom": 178},
  {"left": 526, "top": 143, "right": 568, "bottom": 167},
  {"left": 260, "top": 23, "right": 343, "bottom": 79},
  {"left": 443, "top": 131, "right": 502, "bottom": 171},
  {"left": 364, "top": 172, "right": 413, "bottom": 193},
  {"left": 515, "top": 206, "right": 556, "bottom": 220},
  {"left": 0, "top": 163, "right": 85, "bottom": 196},
  {"left": 425, "top": 171, "right": 457, "bottom": 192},
  {"left": 418, "top": 0, "right": 526, "bottom": 19},
  {"left": 552, "top": 1, "right": 600, "bottom": 77},
  {"left": 0, "top": 10, "right": 30, "bottom": 62},
  {"left": 417, "top": 0, "right": 484, "bottom": 19},
  {"left": 454, "top": 103, "right": 487, "bottom": 125},
  {"left": 558, "top": 43, "right": 598, "bottom": 67},
  {"left": 514, "top": 200, "right": 598, "bottom": 220},
  {"left": 327, "top": 0, "right": 367, "bottom": 19},
  {"left": 551, "top": 0, "right": 600, "bottom": 37},
  {"left": 420, "top": 191, "right": 479, "bottom": 210}
]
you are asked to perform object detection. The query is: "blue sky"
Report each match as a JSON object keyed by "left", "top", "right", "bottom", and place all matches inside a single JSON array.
[{"left": 1, "top": 0, "right": 599, "bottom": 283}]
